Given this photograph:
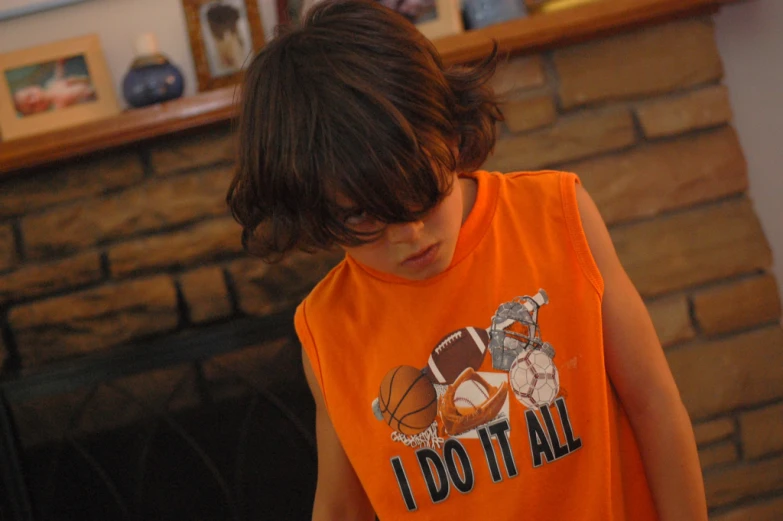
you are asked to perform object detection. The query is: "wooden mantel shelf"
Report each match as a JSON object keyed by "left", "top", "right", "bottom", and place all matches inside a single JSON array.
[{"left": 0, "top": 0, "right": 738, "bottom": 176}]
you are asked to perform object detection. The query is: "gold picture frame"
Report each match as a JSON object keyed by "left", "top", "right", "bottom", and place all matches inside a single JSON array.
[
  {"left": 0, "top": 34, "right": 120, "bottom": 142},
  {"left": 182, "top": 0, "right": 266, "bottom": 92}
]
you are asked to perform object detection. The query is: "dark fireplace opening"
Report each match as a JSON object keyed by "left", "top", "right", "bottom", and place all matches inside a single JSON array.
[{"left": 0, "top": 313, "right": 318, "bottom": 521}]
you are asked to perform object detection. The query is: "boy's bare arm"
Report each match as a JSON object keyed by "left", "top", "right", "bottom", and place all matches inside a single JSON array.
[
  {"left": 302, "top": 350, "right": 376, "bottom": 521},
  {"left": 575, "top": 185, "right": 708, "bottom": 521}
]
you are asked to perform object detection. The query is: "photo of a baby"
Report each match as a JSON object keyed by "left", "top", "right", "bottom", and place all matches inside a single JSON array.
[
  {"left": 200, "top": 0, "right": 254, "bottom": 78},
  {"left": 6, "top": 55, "right": 97, "bottom": 119}
]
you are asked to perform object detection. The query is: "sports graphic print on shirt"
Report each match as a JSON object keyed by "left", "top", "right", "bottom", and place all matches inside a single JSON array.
[{"left": 370, "top": 289, "right": 583, "bottom": 511}]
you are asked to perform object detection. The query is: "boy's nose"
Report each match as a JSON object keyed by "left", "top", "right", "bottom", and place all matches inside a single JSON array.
[{"left": 386, "top": 220, "right": 425, "bottom": 244}]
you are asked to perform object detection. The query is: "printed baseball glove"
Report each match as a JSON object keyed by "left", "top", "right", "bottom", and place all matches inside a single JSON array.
[{"left": 438, "top": 367, "right": 508, "bottom": 436}]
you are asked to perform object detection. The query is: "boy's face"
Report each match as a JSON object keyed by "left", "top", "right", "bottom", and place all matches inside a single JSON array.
[{"left": 340, "top": 174, "right": 472, "bottom": 281}]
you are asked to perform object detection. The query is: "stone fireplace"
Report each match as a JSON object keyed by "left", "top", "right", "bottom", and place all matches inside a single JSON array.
[{"left": 0, "top": 5, "right": 781, "bottom": 521}]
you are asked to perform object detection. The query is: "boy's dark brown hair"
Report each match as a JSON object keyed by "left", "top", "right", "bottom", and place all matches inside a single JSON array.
[{"left": 227, "top": 0, "right": 503, "bottom": 261}]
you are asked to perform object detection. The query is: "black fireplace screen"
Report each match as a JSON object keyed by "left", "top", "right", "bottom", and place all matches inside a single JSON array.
[{"left": 0, "top": 312, "right": 318, "bottom": 521}]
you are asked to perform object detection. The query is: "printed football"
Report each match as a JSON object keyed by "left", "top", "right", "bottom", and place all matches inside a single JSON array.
[
  {"left": 423, "top": 327, "right": 489, "bottom": 385},
  {"left": 509, "top": 349, "right": 560, "bottom": 410}
]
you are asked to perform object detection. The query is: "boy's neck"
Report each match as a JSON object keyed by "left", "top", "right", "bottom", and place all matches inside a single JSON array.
[{"left": 459, "top": 176, "right": 478, "bottom": 225}]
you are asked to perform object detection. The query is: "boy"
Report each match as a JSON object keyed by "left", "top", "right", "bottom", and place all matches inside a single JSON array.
[{"left": 227, "top": 0, "right": 708, "bottom": 519}]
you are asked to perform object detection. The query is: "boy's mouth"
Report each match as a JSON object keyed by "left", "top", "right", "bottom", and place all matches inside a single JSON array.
[{"left": 401, "top": 243, "right": 440, "bottom": 269}]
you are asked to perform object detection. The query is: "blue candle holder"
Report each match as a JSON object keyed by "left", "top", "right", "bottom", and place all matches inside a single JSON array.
[{"left": 122, "top": 34, "right": 185, "bottom": 109}]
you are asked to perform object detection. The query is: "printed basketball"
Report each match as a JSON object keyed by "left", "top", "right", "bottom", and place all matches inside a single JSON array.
[
  {"left": 423, "top": 327, "right": 490, "bottom": 385},
  {"left": 377, "top": 365, "right": 438, "bottom": 436}
]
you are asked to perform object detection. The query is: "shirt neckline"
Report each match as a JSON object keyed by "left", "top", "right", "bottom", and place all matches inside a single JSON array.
[{"left": 346, "top": 170, "right": 500, "bottom": 285}]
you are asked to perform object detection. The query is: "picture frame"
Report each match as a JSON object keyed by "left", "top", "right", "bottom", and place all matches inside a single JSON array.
[
  {"left": 414, "top": 0, "right": 463, "bottom": 40},
  {"left": 0, "top": 34, "right": 120, "bottom": 142},
  {"left": 374, "top": 0, "right": 463, "bottom": 40},
  {"left": 275, "top": 0, "right": 462, "bottom": 41},
  {"left": 182, "top": 0, "right": 266, "bottom": 92},
  {"left": 275, "top": 0, "right": 320, "bottom": 26}
]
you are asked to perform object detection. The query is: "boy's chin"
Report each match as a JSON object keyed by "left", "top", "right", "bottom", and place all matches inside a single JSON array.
[{"left": 397, "top": 251, "right": 454, "bottom": 280}]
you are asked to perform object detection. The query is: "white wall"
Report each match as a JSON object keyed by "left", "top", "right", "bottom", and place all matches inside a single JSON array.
[
  {"left": 0, "top": 0, "right": 278, "bottom": 102},
  {"left": 715, "top": 0, "right": 783, "bottom": 321}
]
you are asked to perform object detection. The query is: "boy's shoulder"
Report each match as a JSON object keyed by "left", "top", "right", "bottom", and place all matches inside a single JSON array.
[
  {"left": 489, "top": 169, "right": 575, "bottom": 184},
  {"left": 296, "top": 254, "right": 352, "bottom": 311},
  {"left": 498, "top": 169, "right": 566, "bottom": 178},
  {"left": 476, "top": 169, "right": 576, "bottom": 193},
  {"left": 481, "top": 169, "right": 579, "bottom": 204},
  {"left": 295, "top": 255, "right": 369, "bottom": 349}
]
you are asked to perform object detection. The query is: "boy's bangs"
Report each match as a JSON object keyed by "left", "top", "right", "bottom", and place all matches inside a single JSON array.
[{"left": 315, "top": 155, "right": 455, "bottom": 246}]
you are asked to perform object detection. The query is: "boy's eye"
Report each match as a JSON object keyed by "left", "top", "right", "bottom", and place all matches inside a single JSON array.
[
  {"left": 343, "top": 209, "right": 383, "bottom": 233},
  {"left": 344, "top": 209, "right": 369, "bottom": 226}
]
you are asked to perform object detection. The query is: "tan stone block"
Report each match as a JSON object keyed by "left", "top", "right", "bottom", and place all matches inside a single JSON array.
[
  {"left": 704, "top": 455, "right": 783, "bottom": 508},
  {"left": 150, "top": 127, "right": 235, "bottom": 175},
  {"left": 693, "top": 274, "right": 781, "bottom": 337},
  {"left": 229, "top": 250, "right": 342, "bottom": 316},
  {"left": 611, "top": 199, "right": 772, "bottom": 297},
  {"left": 710, "top": 497, "right": 783, "bottom": 521},
  {"left": 23, "top": 167, "right": 232, "bottom": 258},
  {"left": 109, "top": 218, "right": 243, "bottom": 276},
  {"left": 0, "top": 252, "right": 102, "bottom": 304},
  {"left": 667, "top": 327, "right": 783, "bottom": 420},
  {"left": 490, "top": 55, "right": 546, "bottom": 95},
  {"left": 693, "top": 417, "right": 735, "bottom": 446},
  {"left": 0, "top": 152, "right": 144, "bottom": 218},
  {"left": 740, "top": 402, "right": 783, "bottom": 459},
  {"left": 646, "top": 295, "right": 695, "bottom": 348},
  {"left": 9, "top": 275, "right": 178, "bottom": 366},
  {"left": 485, "top": 109, "right": 636, "bottom": 172},
  {"left": 637, "top": 85, "right": 733, "bottom": 138},
  {"left": 555, "top": 19, "right": 722, "bottom": 108},
  {"left": 572, "top": 127, "right": 747, "bottom": 225},
  {"left": 0, "top": 224, "right": 16, "bottom": 272},
  {"left": 502, "top": 94, "right": 557, "bottom": 134},
  {"left": 179, "top": 266, "right": 232, "bottom": 324},
  {"left": 699, "top": 441, "right": 738, "bottom": 470}
]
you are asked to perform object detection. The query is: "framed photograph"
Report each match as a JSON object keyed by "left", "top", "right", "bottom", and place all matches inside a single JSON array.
[
  {"left": 182, "top": 0, "right": 266, "bottom": 92},
  {"left": 276, "top": 0, "right": 462, "bottom": 40},
  {"left": 275, "top": 0, "right": 322, "bottom": 26},
  {"left": 376, "top": 0, "right": 463, "bottom": 40},
  {"left": 0, "top": 34, "right": 120, "bottom": 142}
]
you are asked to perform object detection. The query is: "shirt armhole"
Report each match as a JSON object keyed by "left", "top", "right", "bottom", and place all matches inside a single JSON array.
[
  {"left": 560, "top": 172, "right": 605, "bottom": 299},
  {"left": 294, "top": 300, "right": 329, "bottom": 409}
]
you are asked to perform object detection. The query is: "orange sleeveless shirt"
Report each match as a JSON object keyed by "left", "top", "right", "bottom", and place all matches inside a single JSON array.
[{"left": 295, "top": 171, "right": 658, "bottom": 520}]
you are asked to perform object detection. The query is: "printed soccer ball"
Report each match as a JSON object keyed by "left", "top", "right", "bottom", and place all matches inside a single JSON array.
[{"left": 508, "top": 349, "right": 559, "bottom": 410}]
